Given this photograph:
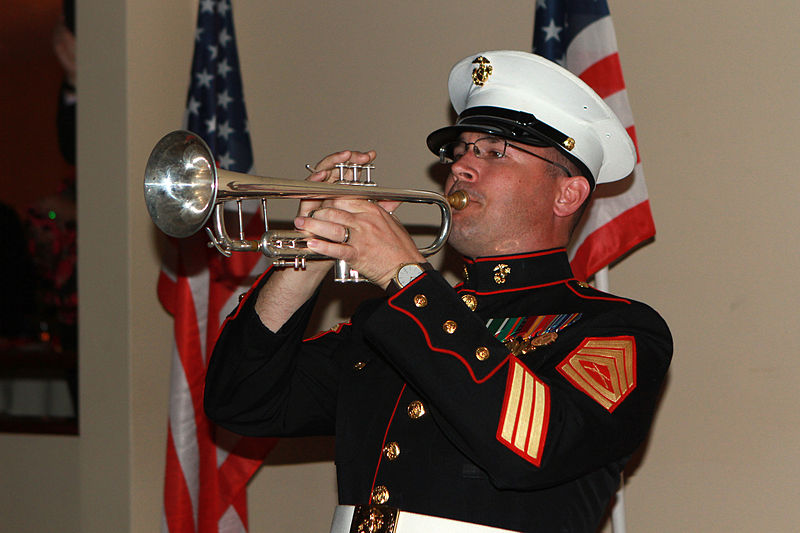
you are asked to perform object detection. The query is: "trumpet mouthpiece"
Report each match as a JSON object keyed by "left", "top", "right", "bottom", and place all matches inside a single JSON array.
[{"left": 447, "top": 190, "right": 469, "bottom": 210}]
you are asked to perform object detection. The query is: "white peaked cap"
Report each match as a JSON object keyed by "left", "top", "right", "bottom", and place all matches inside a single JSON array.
[{"left": 426, "top": 50, "right": 636, "bottom": 188}]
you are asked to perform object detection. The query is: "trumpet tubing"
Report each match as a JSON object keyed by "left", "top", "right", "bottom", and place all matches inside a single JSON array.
[{"left": 144, "top": 130, "right": 464, "bottom": 282}]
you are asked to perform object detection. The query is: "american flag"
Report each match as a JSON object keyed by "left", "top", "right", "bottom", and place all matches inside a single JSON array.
[
  {"left": 533, "top": 0, "right": 656, "bottom": 281},
  {"left": 159, "top": 1, "right": 275, "bottom": 532}
]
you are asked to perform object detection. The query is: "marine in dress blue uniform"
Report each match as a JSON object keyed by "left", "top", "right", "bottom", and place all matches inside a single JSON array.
[{"left": 204, "top": 51, "right": 672, "bottom": 533}]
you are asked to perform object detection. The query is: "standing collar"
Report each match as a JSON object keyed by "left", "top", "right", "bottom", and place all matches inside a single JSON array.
[{"left": 459, "top": 248, "right": 575, "bottom": 293}]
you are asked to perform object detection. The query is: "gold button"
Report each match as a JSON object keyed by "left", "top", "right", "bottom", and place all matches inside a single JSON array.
[
  {"left": 461, "top": 294, "right": 477, "bottom": 311},
  {"left": 238, "top": 292, "right": 247, "bottom": 302},
  {"left": 353, "top": 361, "right": 367, "bottom": 370},
  {"left": 577, "top": 281, "right": 591, "bottom": 288},
  {"left": 475, "top": 347, "right": 490, "bottom": 361},
  {"left": 372, "top": 485, "right": 390, "bottom": 504},
  {"left": 463, "top": 266, "right": 469, "bottom": 281},
  {"left": 443, "top": 320, "right": 457, "bottom": 334},
  {"left": 383, "top": 442, "right": 400, "bottom": 460},
  {"left": 407, "top": 400, "right": 426, "bottom": 419},
  {"left": 413, "top": 294, "right": 428, "bottom": 308}
]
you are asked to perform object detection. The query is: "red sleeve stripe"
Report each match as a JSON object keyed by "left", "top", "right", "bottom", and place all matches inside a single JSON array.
[{"left": 496, "top": 358, "right": 550, "bottom": 466}]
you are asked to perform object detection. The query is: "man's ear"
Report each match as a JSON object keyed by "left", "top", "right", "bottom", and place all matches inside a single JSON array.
[{"left": 553, "top": 176, "right": 591, "bottom": 217}]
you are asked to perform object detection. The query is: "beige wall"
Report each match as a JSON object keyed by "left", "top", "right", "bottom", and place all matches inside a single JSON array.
[{"left": 1, "top": 0, "right": 798, "bottom": 531}]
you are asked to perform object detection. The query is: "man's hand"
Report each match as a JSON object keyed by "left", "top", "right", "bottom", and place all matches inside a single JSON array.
[
  {"left": 254, "top": 149, "right": 384, "bottom": 330},
  {"left": 298, "top": 149, "right": 377, "bottom": 217},
  {"left": 294, "top": 196, "right": 426, "bottom": 290}
]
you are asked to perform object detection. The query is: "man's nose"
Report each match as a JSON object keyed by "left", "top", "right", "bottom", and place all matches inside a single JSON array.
[{"left": 449, "top": 152, "right": 479, "bottom": 183}]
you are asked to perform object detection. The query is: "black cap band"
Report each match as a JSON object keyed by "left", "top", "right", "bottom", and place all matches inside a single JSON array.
[{"left": 426, "top": 106, "right": 594, "bottom": 187}]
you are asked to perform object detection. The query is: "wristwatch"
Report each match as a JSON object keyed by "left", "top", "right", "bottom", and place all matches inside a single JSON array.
[{"left": 387, "top": 262, "right": 433, "bottom": 294}]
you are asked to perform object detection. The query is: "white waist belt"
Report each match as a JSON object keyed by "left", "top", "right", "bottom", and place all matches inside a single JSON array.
[{"left": 330, "top": 504, "right": 520, "bottom": 533}]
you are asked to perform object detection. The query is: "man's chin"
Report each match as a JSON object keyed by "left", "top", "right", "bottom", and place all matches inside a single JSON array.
[{"left": 447, "top": 229, "right": 483, "bottom": 259}]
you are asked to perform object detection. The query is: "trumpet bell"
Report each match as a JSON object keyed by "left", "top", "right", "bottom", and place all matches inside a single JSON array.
[{"left": 144, "top": 131, "right": 218, "bottom": 238}]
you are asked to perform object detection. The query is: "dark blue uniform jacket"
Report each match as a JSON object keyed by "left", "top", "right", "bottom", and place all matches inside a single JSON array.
[{"left": 204, "top": 248, "right": 672, "bottom": 533}]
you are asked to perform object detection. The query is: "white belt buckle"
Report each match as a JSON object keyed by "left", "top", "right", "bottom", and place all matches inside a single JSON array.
[{"left": 349, "top": 504, "right": 400, "bottom": 533}]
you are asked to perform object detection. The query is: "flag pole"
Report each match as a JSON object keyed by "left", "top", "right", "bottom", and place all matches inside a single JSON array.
[
  {"left": 160, "top": 1, "right": 274, "bottom": 531},
  {"left": 594, "top": 266, "right": 610, "bottom": 293},
  {"left": 533, "top": 0, "right": 650, "bottom": 529},
  {"left": 611, "top": 473, "right": 627, "bottom": 533},
  {"left": 594, "top": 265, "right": 626, "bottom": 533}
]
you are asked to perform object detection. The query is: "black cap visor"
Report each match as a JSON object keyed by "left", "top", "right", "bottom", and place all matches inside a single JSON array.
[{"left": 426, "top": 106, "right": 594, "bottom": 186}]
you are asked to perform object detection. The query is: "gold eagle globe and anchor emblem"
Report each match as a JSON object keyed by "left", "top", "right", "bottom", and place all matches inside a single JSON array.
[
  {"left": 471, "top": 56, "right": 493, "bottom": 86},
  {"left": 493, "top": 263, "right": 511, "bottom": 284},
  {"left": 356, "top": 508, "right": 385, "bottom": 533},
  {"left": 505, "top": 331, "right": 559, "bottom": 356}
]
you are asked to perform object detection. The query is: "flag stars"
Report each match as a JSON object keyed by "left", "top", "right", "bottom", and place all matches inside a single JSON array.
[
  {"left": 187, "top": 96, "right": 201, "bottom": 116},
  {"left": 217, "top": 0, "right": 231, "bottom": 17},
  {"left": 218, "top": 28, "right": 232, "bottom": 47},
  {"left": 185, "top": 0, "right": 252, "bottom": 174},
  {"left": 195, "top": 69, "right": 214, "bottom": 89},
  {"left": 217, "top": 152, "right": 235, "bottom": 169},
  {"left": 217, "top": 58, "right": 233, "bottom": 78},
  {"left": 218, "top": 121, "right": 235, "bottom": 140},
  {"left": 217, "top": 90, "right": 234, "bottom": 109},
  {"left": 200, "top": 0, "right": 215, "bottom": 14},
  {"left": 541, "top": 18, "right": 564, "bottom": 42}
]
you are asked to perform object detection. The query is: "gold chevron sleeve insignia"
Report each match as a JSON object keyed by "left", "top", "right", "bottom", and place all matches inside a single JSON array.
[
  {"left": 496, "top": 357, "right": 550, "bottom": 466},
  {"left": 556, "top": 336, "right": 637, "bottom": 413}
]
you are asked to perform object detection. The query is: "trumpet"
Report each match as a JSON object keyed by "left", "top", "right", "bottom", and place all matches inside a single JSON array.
[{"left": 143, "top": 130, "right": 468, "bottom": 282}]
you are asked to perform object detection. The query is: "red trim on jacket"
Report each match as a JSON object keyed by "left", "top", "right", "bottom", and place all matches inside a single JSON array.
[
  {"left": 369, "top": 384, "right": 407, "bottom": 502},
  {"left": 387, "top": 288, "right": 511, "bottom": 384}
]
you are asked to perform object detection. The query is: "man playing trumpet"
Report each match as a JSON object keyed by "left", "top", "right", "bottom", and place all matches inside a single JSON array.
[{"left": 204, "top": 51, "right": 672, "bottom": 533}]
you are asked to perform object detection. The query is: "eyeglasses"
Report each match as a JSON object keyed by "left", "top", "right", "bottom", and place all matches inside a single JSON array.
[{"left": 438, "top": 136, "right": 573, "bottom": 177}]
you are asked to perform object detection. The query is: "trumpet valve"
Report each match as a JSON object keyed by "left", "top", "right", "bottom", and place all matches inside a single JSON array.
[
  {"left": 447, "top": 190, "right": 469, "bottom": 210},
  {"left": 335, "top": 163, "right": 376, "bottom": 185}
]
